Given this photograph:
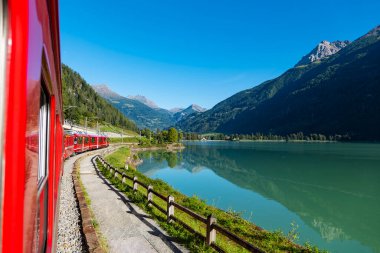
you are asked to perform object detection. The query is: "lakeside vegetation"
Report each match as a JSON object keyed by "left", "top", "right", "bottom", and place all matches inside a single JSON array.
[
  {"left": 183, "top": 132, "right": 351, "bottom": 142},
  {"left": 138, "top": 127, "right": 183, "bottom": 147},
  {"left": 101, "top": 147, "right": 325, "bottom": 253}
]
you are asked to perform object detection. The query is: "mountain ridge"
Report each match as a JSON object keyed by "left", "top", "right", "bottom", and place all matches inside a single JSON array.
[
  {"left": 93, "top": 84, "right": 207, "bottom": 130},
  {"left": 295, "top": 40, "right": 350, "bottom": 67},
  {"left": 127, "top": 94, "right": 159, "bottom": 109},
  {"left": 177, "top": 25, "right": 380, "bottom": 140}
]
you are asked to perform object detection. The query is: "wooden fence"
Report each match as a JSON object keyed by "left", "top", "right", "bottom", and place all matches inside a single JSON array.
[{"left": 93, "top": 155, "right": 264, "bottom": 253}]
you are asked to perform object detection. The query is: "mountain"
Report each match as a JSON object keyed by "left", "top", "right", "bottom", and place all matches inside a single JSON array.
[
  {"left": 93, "top": 85, "right": 207, "bottom": 130},
  {"left": 169, "top": 107, "right": 184, "bottom": 113},
  {"left": 91, "top": 84, "right": 122, "bottom": 100},
  {"left": 93, "top": 85, "right": 174, "bottom": 130},
  {"left": 295, "top": 40, "right": 350, "bottom": 67},
  {"left": 173, "top": 104, "right": 207, "bottom": 122},
  {"left": 127, "top": 95, "right": 159, "bottom": 109},
  {"left": 62, "top": 66, "right": 138, "bottom": 131},
  {"left": 177, "top": 25, "right": 380, "bottom": 140}
]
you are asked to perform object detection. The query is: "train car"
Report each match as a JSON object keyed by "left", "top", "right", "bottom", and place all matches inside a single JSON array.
[
  {"left": 103, "top": 136, "right": 110, "bottom": 148},
  {"left": 0, "top": 0, "right": 63, "bottom": 252},
  {"left": 73, "top": 132, "right": 84, "bottom": 154},
  {"left": 64, "top": 131, "right": 75, "bottom": 159},
  {"left": 83, "top": 134, "right": 90, "bottom": 151},
  {"left": 88, "top": 134, "right": 98, "bottom": 150},
  {"left": 69, "top": 132, "right": 109, "bottom": 153},
  {"left": 98, "top": 135, "right": 107, "bottom": 148}
]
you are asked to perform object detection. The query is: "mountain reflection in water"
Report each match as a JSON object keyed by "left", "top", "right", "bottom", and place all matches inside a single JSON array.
[{"left": 137, "top": 141, "right": 380, "bottom": 253}]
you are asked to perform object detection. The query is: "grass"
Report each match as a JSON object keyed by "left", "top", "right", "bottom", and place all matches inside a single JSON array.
[
  {"left": 109, "top": 137, "right": 140, "bottom": 144},
  {"left": 104, "top": 146, "right": 131, "bottom": 168},
  {"left": 99, "top": 122, "right": 139, "bottom": 136},
  {"left": 101, "top": 147, "right": 326, "bottom": 253}
]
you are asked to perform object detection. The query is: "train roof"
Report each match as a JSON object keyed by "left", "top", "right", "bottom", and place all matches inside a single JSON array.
[{"left": 64, "top": 130, "right": 108, "bottom": 137}]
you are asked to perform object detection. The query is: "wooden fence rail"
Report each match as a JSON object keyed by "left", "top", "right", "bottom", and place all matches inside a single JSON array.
[{"left": 93, "top": 155, "right": 264, "bottom": 253}]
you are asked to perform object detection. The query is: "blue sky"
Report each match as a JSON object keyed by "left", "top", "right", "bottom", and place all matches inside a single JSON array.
[{"left": 60, "top": 0, "right": 380, "bottom": 110}]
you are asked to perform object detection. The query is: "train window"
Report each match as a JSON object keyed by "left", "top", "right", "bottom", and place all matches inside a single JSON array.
[
  {"left": 36, "top": 82, "right": 50, "bottom": 253},
  {"left": 38, "top": 86, "right": 49, "bottom": 185},
  {"left": 92, "top": 137, "right": 95, "bottom": 143}
]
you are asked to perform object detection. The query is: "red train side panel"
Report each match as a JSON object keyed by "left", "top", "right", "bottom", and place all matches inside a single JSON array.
[{"left": 1, "top": 0, "right": 63, "bottom": 253}]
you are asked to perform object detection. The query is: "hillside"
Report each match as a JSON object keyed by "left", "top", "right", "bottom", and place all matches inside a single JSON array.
[
  {"left": 92, "top": 85, "right": 174, "bottom": 130},
  {"left": 177, "top": 25, "right": 380, "bottom": 140},
  {"left": 62, "top": 65, "right": 138, "bottom": 131}
]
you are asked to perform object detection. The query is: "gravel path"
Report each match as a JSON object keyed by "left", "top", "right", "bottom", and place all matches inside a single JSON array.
[
  {"left": 80, "top": 154, "right": 189, "bottom": 253},
  {"left": 56, "top": 153, "right": 87, "bottom": 253}
]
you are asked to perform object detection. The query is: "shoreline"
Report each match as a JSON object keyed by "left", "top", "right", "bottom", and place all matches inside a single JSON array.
[
  {"left": 101, "top": 146, "right": 311, "bottom": 252},
  {"left": 127, "top": 143, "right": 185, "bottom": 167},
  {"left": 183, "top": 139, "right": 338, "bottom": 143}
]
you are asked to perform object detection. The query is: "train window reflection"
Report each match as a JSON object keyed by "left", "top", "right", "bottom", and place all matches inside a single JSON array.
[{"left": 38, "top": 86, "right": 49, "bottom": 185}]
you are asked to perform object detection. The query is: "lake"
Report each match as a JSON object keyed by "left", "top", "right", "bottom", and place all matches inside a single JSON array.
[{"left": 136, "top": 141, "right": 380, "bottom": 253}]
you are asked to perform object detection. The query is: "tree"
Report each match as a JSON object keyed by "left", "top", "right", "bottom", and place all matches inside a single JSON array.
[
  {"left": 167, "top": 127, "right": 178, "bottom": 143},
  {"left": 178, "top": 132, "right": 183, "bottom": 141},
  {"left": 166, "top": 152, "right": 178, "bottom": 168}
]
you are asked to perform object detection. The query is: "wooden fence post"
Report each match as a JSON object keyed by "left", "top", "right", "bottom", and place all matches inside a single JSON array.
[
  {"left": 110, "top": 167, "right": 113, "bottom": 175},
  {"left": 133, "top": 176, "right": 138, "bottom": 191},
  {"left": 206, "top": 214, "right": 217, "bottom": 246},
  {"left": 167, "top": 195, "right": 174, "bottom": 222},
  {"left": 122, "top": 173, "right": 126, "bottom": 184},
  {"left": 147, "top": 185, "right": 153, "bottom": 205}
]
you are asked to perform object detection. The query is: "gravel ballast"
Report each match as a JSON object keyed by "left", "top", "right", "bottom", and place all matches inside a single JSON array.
[{"left": 56, "top": 155, "right": 85, "bottom": 253}]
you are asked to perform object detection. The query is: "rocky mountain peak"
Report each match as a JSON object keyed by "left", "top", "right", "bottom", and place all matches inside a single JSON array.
[
  {"left": 127, "top": 95, "right": 159, "bottom": 109},
  {"left": 295, "top": 40, "right": 350, "bottom": 67},
  {"left": 189, "top": 104, "right": 207, "bottom": 112},
  {"left": 169, "top": 107, "right": 184, "bottom": 113},
  {"left": 92, "top": 84, "right": 122, "bottom": 100}
]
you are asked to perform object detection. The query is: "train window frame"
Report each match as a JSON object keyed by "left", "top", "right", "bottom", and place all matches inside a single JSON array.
[
  {"left": 37, "top": 85, "right": 50, "bottom": 188},
  {"left": 0, "top": 0, "right": 8, "bottom": 245},
  {"left": 36, "top": 64, "right": 52, "bottom": 253}
]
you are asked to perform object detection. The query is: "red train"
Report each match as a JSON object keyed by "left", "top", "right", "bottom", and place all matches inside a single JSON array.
[
  {"left": 63, "top": 130, "right": 109, "bottom": 159},
  {"left": 0, "top": 0, "right": 109, "bottom": 252},
  {"left": 0, "top": 0, "right": 63, "bottom": 252}
]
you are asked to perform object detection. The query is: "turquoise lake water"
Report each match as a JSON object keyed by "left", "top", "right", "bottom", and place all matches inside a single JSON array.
[{"left": 137, "top": 141, "right": 380, "bottom": 253}]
